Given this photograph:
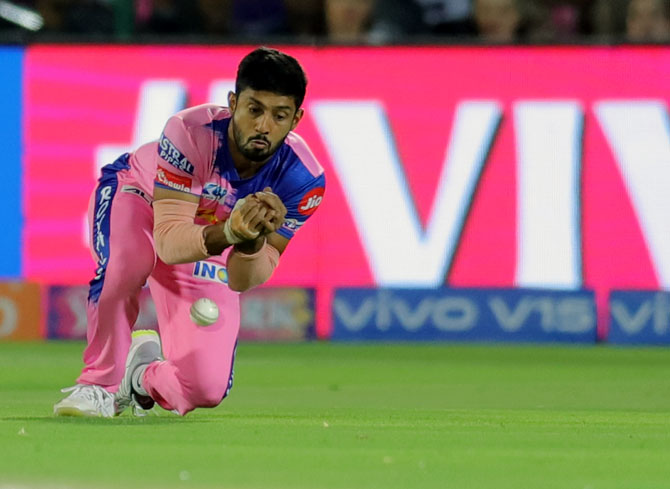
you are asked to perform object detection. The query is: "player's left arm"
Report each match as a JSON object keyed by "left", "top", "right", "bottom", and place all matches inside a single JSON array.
[
  {"left": 226, "top": 187, "right": 288, "bottom": 292},
  {"left": 226, "top": 178, "right": 325, "bottom": 292}
]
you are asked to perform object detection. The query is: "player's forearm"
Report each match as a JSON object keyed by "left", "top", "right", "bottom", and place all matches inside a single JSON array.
[
  {"left": 154, "top": 220, "right": 210, "bottom": 265},
  {"left": 153, "top": 198, "right": 212, "bottom": 265},
  {"left": 203, "top": 223, "right": 236, "bottom": 256},
  {"left": 156, "top": 220, "right": 252, "bottom": 264},
  {"left": 226, "top": 239, "right": 280, "bottom": 292}
]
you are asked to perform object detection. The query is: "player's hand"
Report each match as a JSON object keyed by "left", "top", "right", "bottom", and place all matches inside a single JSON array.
[
  {"left": 253, "top": 187, "right": 287, "bottom": 234},
  {"left": 224, "top": 197, "right": 267, "bottom": 243}
]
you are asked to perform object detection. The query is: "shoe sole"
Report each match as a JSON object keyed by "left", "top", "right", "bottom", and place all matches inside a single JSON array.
[{"left": 54, "top": 405, "right": 110, "bottom": 418}]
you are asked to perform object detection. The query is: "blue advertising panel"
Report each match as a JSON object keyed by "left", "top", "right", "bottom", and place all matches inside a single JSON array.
[
  {"left": 0, "top": 47, "right": 23, "bottom": 277},
  {"left": 332, "top": 287, "right": 597, "bottom": 343},
  {"left": 609, "top": 290, "right": 670, "bottom": 345}
]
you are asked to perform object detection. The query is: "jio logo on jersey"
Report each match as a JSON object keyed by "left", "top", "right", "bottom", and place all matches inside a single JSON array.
[
  {"left": 298, "top": 187, "right": 325, "bottom": 216},
  {"left": 193, "top": 261, "right": 228, "bottom": 284}
]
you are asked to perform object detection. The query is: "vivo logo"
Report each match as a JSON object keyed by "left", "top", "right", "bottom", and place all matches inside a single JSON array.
[
  {"left": 333, "top": 289, "right": 595, "bottom": 339},
  {"left": 335, "top": 290, "right": 478, "bottom": 333},
  {"left": 610, "top": 292, "right": 670, "bottom": 336}
]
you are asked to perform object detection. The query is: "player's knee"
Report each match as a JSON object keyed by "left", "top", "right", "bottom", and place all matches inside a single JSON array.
[{"left": 184, "top": 376, "right": 232, "bottom": 409}]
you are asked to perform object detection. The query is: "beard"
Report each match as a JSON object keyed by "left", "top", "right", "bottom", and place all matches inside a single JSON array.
[{"left": 232, "top": 120, "right": 286, "bottom": 162}]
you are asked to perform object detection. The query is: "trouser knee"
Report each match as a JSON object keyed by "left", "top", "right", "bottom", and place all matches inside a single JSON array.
[{"left": 182, "top": 374, "right": 232, "bottom": 410}]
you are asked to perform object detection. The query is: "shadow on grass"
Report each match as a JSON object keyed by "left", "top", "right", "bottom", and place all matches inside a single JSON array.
[
  {"left": 2, "top": 410, "right": 335, "bottom": 425},
  {"left": 1, "top": 414, "right": 219, "bottom": 425}
]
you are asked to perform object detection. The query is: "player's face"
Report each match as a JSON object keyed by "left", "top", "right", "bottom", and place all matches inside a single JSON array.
[{"left": 228, "top": 89, "right": 304, "bottom": 162}]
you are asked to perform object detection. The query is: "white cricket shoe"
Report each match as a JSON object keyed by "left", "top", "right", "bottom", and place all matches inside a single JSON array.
[
  {"left": 115, "top": 330, "right": 162, "bottom": 416},
  {"left": 53, "top": 384, "right": 116, "bottom": 418}
]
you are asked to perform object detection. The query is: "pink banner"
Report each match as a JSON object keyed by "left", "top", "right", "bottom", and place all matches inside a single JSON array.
[{"left": 24, "top": 45, "right": 670, "bottom": 338}]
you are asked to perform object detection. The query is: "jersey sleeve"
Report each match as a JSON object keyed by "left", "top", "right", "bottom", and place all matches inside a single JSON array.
[
  {"left": 154, "top": 111, "right": 212, "bottom": 197},
  {"left": 276, "top": 172, "right": 326, "bottom": 240}
]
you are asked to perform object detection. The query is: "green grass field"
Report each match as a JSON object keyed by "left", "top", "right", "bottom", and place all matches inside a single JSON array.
[{"left": 1, "top": 341, "right": 670, "bottom": 489}]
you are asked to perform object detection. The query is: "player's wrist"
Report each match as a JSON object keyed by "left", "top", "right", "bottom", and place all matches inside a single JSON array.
[
  {"left": 222, "top": 219, "right": 244, "bottom": 244},
  {"left": 234, "top": 236, "right": 267, "bottom": 255},
  {"left": 203, "top": 221, "right": 242, "bottom": 255}
]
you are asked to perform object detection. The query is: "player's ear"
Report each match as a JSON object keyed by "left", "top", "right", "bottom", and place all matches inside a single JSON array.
[
  {"left": 291, "top": 108, "right": 304, "bottom": 130},
  {"left": 227, "top": 91, "right": 237, "bottom": 111}
]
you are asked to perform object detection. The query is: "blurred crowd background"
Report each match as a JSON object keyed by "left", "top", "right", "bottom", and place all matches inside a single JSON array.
[{"left": 0, "top": 0, "right": 669, "bottom": 43}]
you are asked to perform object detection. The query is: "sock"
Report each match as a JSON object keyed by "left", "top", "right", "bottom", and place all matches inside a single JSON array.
[{"left": 131, "top": 364, "right": 149, "bottom": 396}]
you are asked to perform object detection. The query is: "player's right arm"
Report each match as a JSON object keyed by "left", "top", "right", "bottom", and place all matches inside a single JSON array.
[{"left": 152, "top": 186, "right": 264, "bottom": 263}]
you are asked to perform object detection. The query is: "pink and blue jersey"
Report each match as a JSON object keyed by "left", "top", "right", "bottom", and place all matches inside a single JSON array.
[
  {"left": 129, "top": 103, "right": 325, "bottom": 239},
  {"left": 80, "top": 104, "right": 325, "bottom": 414}
]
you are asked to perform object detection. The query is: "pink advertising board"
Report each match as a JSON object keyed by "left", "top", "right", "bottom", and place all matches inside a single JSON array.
[{"left": 23, "top": 45, "right": 670, "bottom": 338}]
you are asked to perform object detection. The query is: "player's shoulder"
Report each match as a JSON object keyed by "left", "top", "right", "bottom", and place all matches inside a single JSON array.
[
  {"left": 171, "top": 103, "right": 231, "bottom": 129},
  {"left": 283, "top": 131, "right": 325, "bottom": 179},
  {"left": 271, "top": 132, "right": 325, "bottom": 203}
]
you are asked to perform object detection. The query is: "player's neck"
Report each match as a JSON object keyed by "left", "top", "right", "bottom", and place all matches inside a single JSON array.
[{"left": 232, "top": 154, "right": 268, "bottom": 180}]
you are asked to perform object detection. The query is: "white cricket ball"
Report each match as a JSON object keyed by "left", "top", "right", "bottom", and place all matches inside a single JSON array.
[{"left": 189, "top": 298, "right": 220, "bottom": 326}]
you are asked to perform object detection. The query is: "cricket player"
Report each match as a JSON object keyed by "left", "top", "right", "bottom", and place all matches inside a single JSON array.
[{"left": 54, "top": 47, "right": 326, "bottom": 417}]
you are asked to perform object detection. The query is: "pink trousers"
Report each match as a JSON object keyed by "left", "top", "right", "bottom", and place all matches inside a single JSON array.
[{"left": 77, "top": 160, "right": 240, "bottom": 415}]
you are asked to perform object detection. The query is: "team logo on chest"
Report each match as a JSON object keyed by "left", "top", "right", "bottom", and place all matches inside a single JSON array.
[{"left": 202, "top": 182, "right": 229, "bottom": 203}]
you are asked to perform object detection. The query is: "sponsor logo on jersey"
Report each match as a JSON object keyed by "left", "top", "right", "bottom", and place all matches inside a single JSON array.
[
  {"left": 298, "top": 187, "right": 324, "bottom": 216},
  {"left": 156, "top": 167, "right": 192, "bottom": 193},
  {"left": 282, "top": 218, "right": 303, "bottom": 232},
  {"left": 158, "top": 134, "right": 194, "bottom": 174},
  {"left": 193, "top": 261, "right": 228, "bottom": 284},
  {"left": 202, "top": 182, "right": 228, "bottom": 202}
]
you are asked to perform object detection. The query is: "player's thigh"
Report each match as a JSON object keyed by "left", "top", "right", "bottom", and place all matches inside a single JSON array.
[
  {"left": 148, "top": 258, "right": 240, "bottom": 373},
  {"left": 88, "top": 166, "right": 156, "bottom": 283},
  {"left": 96, "top": 193, "right": 155, "bottom": 293}
]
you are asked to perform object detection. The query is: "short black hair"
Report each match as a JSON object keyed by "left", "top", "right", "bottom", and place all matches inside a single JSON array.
[{"left": 235, "top": 47, "right": 308, "bottom": 109}]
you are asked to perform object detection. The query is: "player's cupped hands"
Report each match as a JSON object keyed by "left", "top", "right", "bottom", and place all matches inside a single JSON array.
[
  {"left": 226, "top": 189, "right": 286, "bottom": 243},
  {"left": 226, "top": 197, "right": 268, "bottom": 242},
  {"left": 252, "top": 187, "right": 287, "bottom": 235}
]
